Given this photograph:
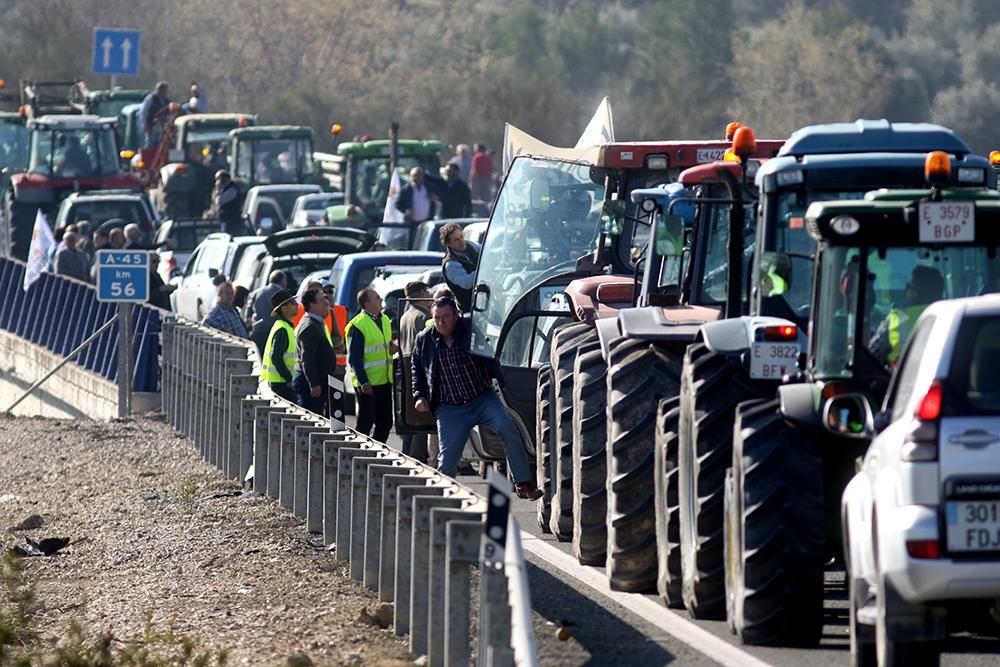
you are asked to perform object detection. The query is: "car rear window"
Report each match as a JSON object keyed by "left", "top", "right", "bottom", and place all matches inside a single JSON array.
[
  {"left": 171, "top": 223, "right": 218, "bottom": 251},
  {"left": 945, "top": 316, "right": 1000, "bottom": 416}
]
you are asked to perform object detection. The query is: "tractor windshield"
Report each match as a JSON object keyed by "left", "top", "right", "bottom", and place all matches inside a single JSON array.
[
  {"left": 0, "top": 121, "right": 28, "bottom": 170},
  {"left": 29, "top": 128, "right": 118, "bottom": 178},
  {"left": 813, "top": 245, "right": 997, "bottom": 379},
  {"left": 351, "top": 154, "right": 440, "bottom": 209},
  {"left": 235, "top": 137, "right": 313, "bottom": 184},
  {"left": 470, "top": 156, "right": 605, "bottom": 357}
]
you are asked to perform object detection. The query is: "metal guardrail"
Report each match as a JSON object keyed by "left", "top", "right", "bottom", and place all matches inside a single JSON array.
[
  {"left": 0, "top": 257, "right": 161, "bottom": 392},
  {"left": 160, "top": 315, "right": 539, "bottom": 667}
]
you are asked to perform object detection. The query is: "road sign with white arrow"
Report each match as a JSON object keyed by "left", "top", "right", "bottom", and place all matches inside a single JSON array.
[{"left": 92, "top": 28, "right": 140, "bottom": 76}]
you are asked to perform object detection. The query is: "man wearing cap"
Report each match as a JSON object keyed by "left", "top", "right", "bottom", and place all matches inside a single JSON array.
[
  {"left": 262, "top": 289, "right": 299, "bottom": 402},
  {"left": 345, "top": 288, "right": 397, "bottom": 442}
]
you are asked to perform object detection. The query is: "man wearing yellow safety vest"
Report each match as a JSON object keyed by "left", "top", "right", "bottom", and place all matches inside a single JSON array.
[
  {"left": 870, "top": 265, "right": 945, "bottom": 366},
  {"left": 346, "top": 288, "right": 398, "bottom": 442},
  {"left": 261, "top": 289, "right": 299, "bottom": 403}
]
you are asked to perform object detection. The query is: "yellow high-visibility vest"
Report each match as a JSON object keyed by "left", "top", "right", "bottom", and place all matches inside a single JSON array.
[
  {"left": 344, "top": 311, "right": 393, "bottom": 387},
  {"left": 262, "top": 319, "right": 296, "bottom": 384}
]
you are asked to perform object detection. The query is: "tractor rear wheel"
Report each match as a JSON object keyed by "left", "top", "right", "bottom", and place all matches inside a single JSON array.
[
  {"left": 606, "top": 336, "right": 681, "bottom": 592},
  {"left": 679, "top": 342, "right": 763, "bottom": 619},
  {"left": 655, "top": 396, "right": 683, "bottom": 607},
  {"left": 535, "top": 364, "right": 554, "bottom": 532},
  {"left": 549, "top": 322, "right": 596, "bottom": 540},
  {"left": 572, "top": 338, "right": 608, "bottom": 565},
  {"left": 726, "top": 398, "right": 824, "bottom": 646}
]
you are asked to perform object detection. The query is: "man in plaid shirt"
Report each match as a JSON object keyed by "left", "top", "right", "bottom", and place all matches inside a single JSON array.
[
  {"left": 202, "top": 281, "right": 248, "bottom": 338},
  {"left": 410, "top": 297, "right": 542, "bottom": 500}
]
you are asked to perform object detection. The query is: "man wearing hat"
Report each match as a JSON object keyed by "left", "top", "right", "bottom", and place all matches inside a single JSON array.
[{"left": 262, "top": 289, "right": 299, "bottom": 402}]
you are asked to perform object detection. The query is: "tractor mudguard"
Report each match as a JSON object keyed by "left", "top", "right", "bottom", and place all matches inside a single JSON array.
[
  {"left": 776, "top": 382, "right": 822, "bottom": 430},
  {"left": 595, "top": 316, "right": 622, "bottom": 360},
  {"left": 699, "top": 315, "right": 799, "bottom": 357},
  {"left": 9, "top": 175, "right": 55, "bottom": 205},
  {"left": 160, "top": 164, "right": 197, "bottom": 193},
  {"left": 617, "top": 304, "right": 721, "bottom": 344}
]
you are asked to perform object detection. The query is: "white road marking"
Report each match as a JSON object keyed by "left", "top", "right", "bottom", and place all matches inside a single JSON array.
[{"left": 519, "top": 531, "right": 774, "bottom": 667}]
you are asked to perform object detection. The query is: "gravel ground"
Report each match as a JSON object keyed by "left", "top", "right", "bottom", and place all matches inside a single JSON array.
[{"left": 0, "top": 415, "right": 414, "bottom": 666}]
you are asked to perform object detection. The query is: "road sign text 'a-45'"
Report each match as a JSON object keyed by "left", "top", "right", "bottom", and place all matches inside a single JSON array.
[
  {"left": 96, "top": 250, "right": 149, "bottom": 302},
  {"left": 92, "top": 28, "right": 140, "bottom": 76}
]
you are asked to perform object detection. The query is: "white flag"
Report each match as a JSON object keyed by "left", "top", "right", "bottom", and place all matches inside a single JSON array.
[
  {"left": 575, "top": 96, "right": 615, "bottom": 148},
  {"left": 378, "top": 166, "right": 408, "bottom": 248},
  {"left": 23, "top": 209, "right": 54, "bottom": 292}
]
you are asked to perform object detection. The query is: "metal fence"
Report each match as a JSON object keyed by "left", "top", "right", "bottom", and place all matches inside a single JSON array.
[
  {"left": 0, "top": 257, "right": 161, "bottom": 392},
  {"left": 160, "top": 315, "right": 539, "bottom": 667}
]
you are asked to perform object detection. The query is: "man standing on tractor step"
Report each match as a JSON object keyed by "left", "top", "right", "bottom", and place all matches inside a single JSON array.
[
  {"left": 346, "top": 288, "right": 397, "bottom": 442},
  {"left": 411, "top": 296, "right": 541, "bottom": 499},
  {"left": 439, "top": 222, "right": 480, "bottom": 313},
  {"left": 140, "top": 81, "right": 170, "bottom": 148},
  {"left": 213, "top": 170, "right": 246, "bottom": 237}
]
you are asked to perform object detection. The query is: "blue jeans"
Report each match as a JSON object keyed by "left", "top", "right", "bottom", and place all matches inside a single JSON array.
[{"left": 435, "top": 391, "right": 531, "bottom": 483}]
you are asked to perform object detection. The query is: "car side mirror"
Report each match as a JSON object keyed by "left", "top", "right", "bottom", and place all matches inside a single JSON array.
[
  {"left": 822, "top": 393, "right": 874, "bottom": 439},
  {"left": 472, "top": 283, "right": 490, "bottom": 313},
  {"left": 873, "top": 409, "right": 892, "bottom": 433},
  {"left": 208, "top": 268, "right": 219, "bottom": 278}
]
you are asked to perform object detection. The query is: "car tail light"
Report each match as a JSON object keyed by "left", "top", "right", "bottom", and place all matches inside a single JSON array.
[
  {"left": 762, "top": 324, "right": 797, "bottom": 341},
  {"left": 165, "top": 257, "right": 177, "bottom": 273},
  {"left": 902, "top": 380, "right": 943, "bottom": 462},
  {"left": 906, "top": 539, "right": 941, "bottom": 559}
]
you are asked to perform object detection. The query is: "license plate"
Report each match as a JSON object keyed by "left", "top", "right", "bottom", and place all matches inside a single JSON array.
[
  {"left": 919, "top": 201, "right": 975, "bottom": 243},
  {"left": 749, "top": 342, "right": 799, "bottom": 379},
  {"left": 946, "top": 500, "right": 1000, "bottom": 552},
  {"left": 697, "top": 148, "right": 726, "bottom": 163}
]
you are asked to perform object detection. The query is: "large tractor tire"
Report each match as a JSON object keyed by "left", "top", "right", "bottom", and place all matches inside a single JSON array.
[
  {"left": 655, "top": 396, "right": 683, "bottom": 607},
  {"left": 535, "top": 364, "right": 554, "bottom": 532},
  {"left": 725, "top": 398, "right": 824, "bottom": 646},
  {"left": 549, "top": 322, "right": 596, "bottom": 540},
  {"left": 3, "top": 190, "right": 38, "bottom": 261},
  {"left": 606, "top": 337, "right": 682, "bottom": 592},
  {"left": 571, "top": 338, "right": 608, "bottom": 565},
  {"left": 679, "top": 342, "right": 763, "bottom": 619}
]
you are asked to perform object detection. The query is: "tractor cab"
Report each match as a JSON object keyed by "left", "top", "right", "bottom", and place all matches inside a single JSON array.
[
  {"left": 151, "top": 113, "right": 256, "bottom": 218},
  {"left": 0, "top": 112, "right": 28, "bottom": 175},
  {"left": 230, "top": 125, "right": 317, "bottom": 190},
  {"left": 321, "top": 139, "right": 443, "bottom": 227},
  {"left": 70, "top": 83, "right": 148, "bottom": 119}
]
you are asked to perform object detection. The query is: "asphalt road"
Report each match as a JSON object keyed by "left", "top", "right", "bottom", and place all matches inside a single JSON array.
[{"left": 375, "top": 424, "right": 1000, "bottom": 666}]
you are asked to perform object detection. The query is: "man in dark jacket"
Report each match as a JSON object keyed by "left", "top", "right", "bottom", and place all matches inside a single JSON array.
[
  {"left": 438, "top": 163, "right": 472, "bottom": 219},
  {"left": 410, "top": 297, "right": 541, "bottom": 499},
  {"left": 213, "top": 170, "right": 246, "bottom": 236},
  {"left": 395, "top": 167, "right": 437, "bottom": 223},
  {"left": 439, "top": 222, "right": 480, "bottom": 312},
  {"left": 294, "top": 287, "right": 341, "bottom": 418}
]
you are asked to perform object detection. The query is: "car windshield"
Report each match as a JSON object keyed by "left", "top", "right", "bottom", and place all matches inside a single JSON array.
[
  {"left": 237, "top": 137, "right": 313, "bottom": 184},
  {"left": 275, "top": 255, "right": 338, "bottom": 294},
  {"left": 161, "top": 222, "right": 218, "bottom": 252},
  {"left": 91, "top": 98, "right": 135, "bottom": 118},
  {"left": 470, "top": 156, "right": 605, "bottom": 357},
  {"left": 264, "top": 190, "right": 317, "bottom": 221},
  {"left": 0, "top": 121, "right": 28, "bottom": 170},
  {"left": 351, "top": 154, "right": 439, "bottom": 208},
  {"left": 813, "top": 244, "right": 998, "bottom": 378},
  {"left": 29, "top": 128, "right": 118, "bottom": 177},
  {"left": 302, "top": 195, "right": 341, "bottom": 211}
]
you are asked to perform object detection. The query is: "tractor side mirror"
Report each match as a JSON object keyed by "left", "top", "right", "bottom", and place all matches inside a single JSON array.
[
  {"left": 822, "top": 393, "right": 874, "bottom": 439},
  {"left": 472, "top": 283, "right": 491, "bottom": 313},
  {"left": 168, "top": 149, "right": 184, "bottom": 163},
  {"left": 529, "top": 179, "right": 551, "bottom": 212},
  {"left": 656, "top": 214, "right": 685, "bottom": 257},
  {"left": 207, "top": 268, "right": 219, "bottom": 279}
]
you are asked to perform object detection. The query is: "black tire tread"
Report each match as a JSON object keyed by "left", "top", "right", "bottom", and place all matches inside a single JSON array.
[
  {"left": 606, "top": 337, "right": 682, "bottom": 592},
  {"left": 535, "top": 364, "right": 554, "bottom": 532},
  {"left": 655, "top": 396, "right": 682, "bottom": 607},
  {"left": 572, "top": 339, "right": 608, "bottom": 565}
]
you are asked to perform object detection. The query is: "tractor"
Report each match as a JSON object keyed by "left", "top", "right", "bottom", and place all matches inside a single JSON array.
[
  {"left": 229, "top": 125, "right": 321, "bottom": 191},
  {"left": 723, "top": 153, "right": 1000, "bottom": 647}
]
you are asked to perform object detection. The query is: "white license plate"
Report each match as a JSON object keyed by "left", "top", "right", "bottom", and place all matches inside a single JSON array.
[
  {"left": 919, "top": 201, "right": 975, "bottom": 243},
  {"left": 697, "top": 148, "right": 726, "bottom": 163},
  {"left": 749, "top": 342, "right": 799, "bottom": 379},
  {"left": 946, "top": 500, "right": 1000, "bottom": 552}
]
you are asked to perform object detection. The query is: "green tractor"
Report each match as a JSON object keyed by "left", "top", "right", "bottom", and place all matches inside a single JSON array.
[
  {"left": 150, "top": 113, "right": 257, "bottom": 218},
  {"left": 230, "top": 125, "right": 321, "bottom": 191},
  {"left": 318, "top": 138, "right": 442, "bottom": 227}
]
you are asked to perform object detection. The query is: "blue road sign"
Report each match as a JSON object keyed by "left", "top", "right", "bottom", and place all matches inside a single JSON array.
[
  {"left": 92, "top": 28, "right": 141, "bottom": 76},
  {"left": 96, "top": 250, "right": 149, "bottom": 302}
]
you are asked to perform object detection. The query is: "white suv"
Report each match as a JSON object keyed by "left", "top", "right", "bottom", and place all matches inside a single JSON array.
[{"left": 840, "top": 294, "right": 1000, "bottom": 667}]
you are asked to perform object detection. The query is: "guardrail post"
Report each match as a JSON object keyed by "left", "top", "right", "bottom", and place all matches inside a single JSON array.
[
  {"left": 350, "top": 453, "right": 397, "bottom": 581},
  {"left": 280, "top": 415, "right": 305, "bottom": 510},
  {"left": 446, "top": 518, "right": 483, "bottom": 667},
  {"left": 429, "top": 507, "right": 481, "bottom": 667},
  {"left": 307, "top": 432, "right": 332, "bottom": 533},
  {"left": 228, "top": 374, "right": 258, "bottom": 479},
  {"left": 479, "top": 561, "right": 511, "bottom": 667},
  {"left": 380, "top": 472, "right": 426, "bottom": 602},
  {"left": 364, "top": 463, "right": 407, "bottom": 589},
  {"left": 336, "top": 447, "right": 374, "bottom": 561},
  {"left": 394, "top": 483, "right": 445, "bottom": 636},
  {"left": 410, "top": 494, "right": 463, "bottom": 657},
  {"left": 267, "top": 409, "right": 292, "bottom": 498},
  {"left": 319, "top": 432, "right": 363, "bottom": 546},
  {"left": 254, "top": 403, "right": 282, "bottom": 495},
  {"left": 294, "top": 423, "right": 327, "bottom": 519}
]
